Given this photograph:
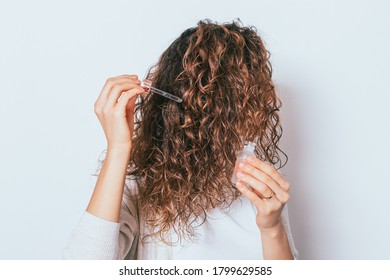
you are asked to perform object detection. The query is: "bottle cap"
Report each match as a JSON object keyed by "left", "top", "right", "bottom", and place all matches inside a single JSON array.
[{"left": 244, "top": 141, "right": 256, "bottom": 153}]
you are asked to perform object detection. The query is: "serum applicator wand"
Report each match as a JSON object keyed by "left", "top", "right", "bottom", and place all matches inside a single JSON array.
[{"left": 140, "top": 79, "right": 183, "bottom": 103}]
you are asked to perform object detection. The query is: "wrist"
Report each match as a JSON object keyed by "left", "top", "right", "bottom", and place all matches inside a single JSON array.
[
  {"left": 259, "top": 221, "right": 284, "bottom": 239},
  {"left": 107, "top": 143, "right": 132, "bottom": 153},
  {"left": 106, "top": 144, "right": 132, "bottom": 158}
]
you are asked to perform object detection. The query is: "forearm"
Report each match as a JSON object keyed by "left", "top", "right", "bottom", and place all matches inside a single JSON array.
[
  {"left": 86, "top": 145, "right": 132, "bottom": 223},
  {"left": 260, "top": 222, "right": 294, "bottom": 260}
]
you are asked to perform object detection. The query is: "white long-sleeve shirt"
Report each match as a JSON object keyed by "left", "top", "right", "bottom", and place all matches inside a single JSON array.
[{"left": 62, "top": 177, "right": 299, "bottom": 260}]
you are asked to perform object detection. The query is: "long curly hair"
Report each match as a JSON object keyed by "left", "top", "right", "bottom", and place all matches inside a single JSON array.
[{"left": 128, "top": 19, "right": 287, "bottom": 245}]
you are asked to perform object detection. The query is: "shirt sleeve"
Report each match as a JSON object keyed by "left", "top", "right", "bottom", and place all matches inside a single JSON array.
[
  {"left": 281, "top": 203, "right": 299, "bottom": 260},
  {"left": 62, "top": 177, "right": 140, "bottom": 260}
]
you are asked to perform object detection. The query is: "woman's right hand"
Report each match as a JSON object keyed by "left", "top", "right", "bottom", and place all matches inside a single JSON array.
[{"left": 93, "top": 74, "right": 146, "bottom": 150}]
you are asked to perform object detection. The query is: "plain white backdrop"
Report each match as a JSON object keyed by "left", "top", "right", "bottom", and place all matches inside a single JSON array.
[{"left": 0, "top": 0, "right": 389, "bottom": 259}]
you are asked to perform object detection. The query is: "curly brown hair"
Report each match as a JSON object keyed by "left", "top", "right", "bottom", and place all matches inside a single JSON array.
[{"left": 128, "top": 19, "right": 286, "bottom": 245}]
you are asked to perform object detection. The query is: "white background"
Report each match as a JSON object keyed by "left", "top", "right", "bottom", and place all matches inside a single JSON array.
[{"left": 0, "top": 0, "right": 389, "bottom": 259}]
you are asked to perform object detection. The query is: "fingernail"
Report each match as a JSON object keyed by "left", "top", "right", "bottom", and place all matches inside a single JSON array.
[
  {"left": 242, "top": 163, "right": 250, "bottom": 171},
  {"left": 239, "top": 162, "right": 250, "bottom": 171},
  {"left": 237, "top": 172, "right": 246, "bottom": 178},
  {"left": 247, "top": 156, "right": 255, "bottom": 162}
]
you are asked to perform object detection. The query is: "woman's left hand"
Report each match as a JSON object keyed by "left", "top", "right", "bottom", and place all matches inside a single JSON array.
[{"left": 235, "top": 155, "right": 291, "bottom": 233}]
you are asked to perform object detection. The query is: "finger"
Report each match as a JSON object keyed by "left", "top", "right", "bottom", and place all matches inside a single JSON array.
[
  {"left": 237, "top": 170, "right": 274, "bottom": 199},
  {"left": 117, "top": 87, "right": 145, "bottom": 111},
  {"left": 237, "top": 182, "right": 283, "bottom": 219},
  {"left": 106, "top": 82, "right": 144, "bottom": 107},
  {"left": 253, "top": 188, "right": 273, "bottom": 200},
  {"left": 236, "top": 181, "right": 264, "bottom": 210},
  {"left": 239, "top": 162, "right": 273, "bottom": 197},
  {"left": 114, "top": 74, "right": 138, "bottom": 80},
  {"left": 106, "top": 74, "right": 139, "bottom": 81},
  {"left": 95, "top": 76, "right": 140, "bottom": 108},
  {"left": 237, "top": 167, "right": 289, "bottom": 204},
  {"left": 246, "top": 156, "right": 291, "bottom": 192}
]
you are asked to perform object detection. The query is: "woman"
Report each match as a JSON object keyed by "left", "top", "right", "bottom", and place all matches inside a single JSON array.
[{"left": 63, "top": 19, "right": 299, "bottom": 260}]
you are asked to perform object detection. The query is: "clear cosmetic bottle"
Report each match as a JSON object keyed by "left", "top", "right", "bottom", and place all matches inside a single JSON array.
[{"left": 231, "top": 141, "right": 256, "bottom": 185}]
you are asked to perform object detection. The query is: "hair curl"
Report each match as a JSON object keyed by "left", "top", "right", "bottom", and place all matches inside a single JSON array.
[{"left": 126, "top": 19, "right": 287, "bottom": 245}]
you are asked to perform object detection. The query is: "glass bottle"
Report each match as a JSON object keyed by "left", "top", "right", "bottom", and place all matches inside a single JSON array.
[{"left": 231, "top": 141, "right": 256, "bottom": 185}]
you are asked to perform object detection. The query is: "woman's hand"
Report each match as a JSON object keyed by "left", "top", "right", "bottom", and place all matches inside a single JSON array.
[
  {"left": 93, "top": 74, "right": 146, "bottom": 150},
  {"left": 235, "top": 156, "right": 291, "bottom": 233}
]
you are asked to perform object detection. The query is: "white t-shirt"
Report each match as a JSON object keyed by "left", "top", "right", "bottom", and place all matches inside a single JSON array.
[
  {"left": 63, "top": 178, "right": 299, "bottom": 260},
  {"left": 170, "top": 195, "right": 264, "bottom": 259}
]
